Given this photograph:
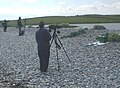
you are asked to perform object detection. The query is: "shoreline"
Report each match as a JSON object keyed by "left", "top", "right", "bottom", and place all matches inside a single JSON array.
[{"left": 0, "top": 27, "right": 120, "bottom": 88}]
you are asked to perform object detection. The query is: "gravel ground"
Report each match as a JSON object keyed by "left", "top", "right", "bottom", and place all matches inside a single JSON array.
[{"left": 0, "top": 27, "right": 120, "bottom": 88}]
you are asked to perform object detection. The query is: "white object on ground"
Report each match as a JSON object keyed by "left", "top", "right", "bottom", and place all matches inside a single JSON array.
[{"left": 88, "top": 41, "right": 108, "bottom": 46}]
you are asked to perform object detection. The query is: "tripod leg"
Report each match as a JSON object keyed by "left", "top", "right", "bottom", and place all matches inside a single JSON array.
[
  {"left": 50, "top": 36, "right": 54, "bottom": 47},
  {"left": 56, "top": 46, "right": 60, "bottom": 71},
  {"left": 57, "top": 36, "right": 71, "bottom": 62}
]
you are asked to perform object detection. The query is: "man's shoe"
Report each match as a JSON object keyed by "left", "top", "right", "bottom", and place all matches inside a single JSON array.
[{"left": 41, "top": 70, "right": 47, "bottom": 74}]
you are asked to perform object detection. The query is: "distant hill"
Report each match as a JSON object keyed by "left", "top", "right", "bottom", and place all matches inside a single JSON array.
[{"left": 4, "top": 15, "right": 120, "bottom": 26}]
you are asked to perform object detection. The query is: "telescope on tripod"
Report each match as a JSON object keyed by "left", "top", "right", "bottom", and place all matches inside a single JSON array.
[{"left": 49, "top": 25, "right": 71, "bottom": 71}]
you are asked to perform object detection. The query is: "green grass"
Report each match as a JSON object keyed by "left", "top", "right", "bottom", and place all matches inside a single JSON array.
[{"left": 6, "top": 15, "right": 120, "bottom": 26}]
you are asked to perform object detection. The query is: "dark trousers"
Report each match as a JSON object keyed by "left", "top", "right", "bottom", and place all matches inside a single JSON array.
[
  {"left": 38, "top": 47, "right": 50, "bottom": 72},
  {"left": 19, "top": 27, "right": 21, "bottom": 36},
  {"left": 3, "top": 26, "right": 7, "bottom": 32}
]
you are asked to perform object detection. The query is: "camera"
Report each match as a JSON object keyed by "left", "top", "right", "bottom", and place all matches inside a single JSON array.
[{"left": 48, "top": 24, "right": 62, "bottom": 33}]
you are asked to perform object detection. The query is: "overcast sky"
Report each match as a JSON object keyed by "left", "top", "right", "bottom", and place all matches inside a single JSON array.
[{"left": 0, "top": 0, "right": 120, "bottom": 20}]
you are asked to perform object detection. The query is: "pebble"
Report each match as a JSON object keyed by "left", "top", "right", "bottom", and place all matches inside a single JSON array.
[{"left": 0, "top": 27, "right": 120, "bottom": 88}]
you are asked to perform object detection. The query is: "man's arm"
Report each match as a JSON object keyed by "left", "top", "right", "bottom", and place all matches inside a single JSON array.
[
  {"left": 35, "top": 31, "right": 38, "bottom": 44},
  {"left": 46, "top": 30, "right": 51, "bottom": 41}
]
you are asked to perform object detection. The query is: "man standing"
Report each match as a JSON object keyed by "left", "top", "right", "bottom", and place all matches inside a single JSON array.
[
  {"left": 17, "top": 17, "right": 23, "bottom": 36},
  {"left": 36, "top": 21, "right": 51, "bottom": 73},
  {"left": 2, "top": 20, "right": 7, "bottom": 32}
]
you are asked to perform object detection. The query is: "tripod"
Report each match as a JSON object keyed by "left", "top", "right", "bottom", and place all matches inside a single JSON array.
[{"left": 50, "top": 29, "right": 71, "bottom": 71}]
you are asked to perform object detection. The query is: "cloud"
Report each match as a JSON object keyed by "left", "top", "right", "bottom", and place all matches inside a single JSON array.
[
  {"left": 17, "top": 0, "right": 38, "bottom": 3},
  {"left": 57, "top": 0, "right": 71, "bottom": 5},
  {"left": 0, "top": 1, "right": 120, "bottom": 20},
  {"left": 0, "top": 0, "right": 38, "bottom": 3},
  {"left": 58, "top": 1, "right": 66, "bottom": 5},
  {"left": 0, "top": 0, "right": 4, "bottom": 2},
  {"left": 0, "top": 0, "right": 39, "bottom": 6},
  {"left": 112, "top": 2, "right": 120, "bottom": 8},
  {"left": 0, "top": 7, "right": 41, "bottom": 15},
  {"left": 57, "top": 0, "right": 69, "bottom": 2},
  {"left": 57, "top": 2, "right": 120, "bottom": 15},
  {"left": 0, "top": 6, "right": 62, "bottom": 20}
]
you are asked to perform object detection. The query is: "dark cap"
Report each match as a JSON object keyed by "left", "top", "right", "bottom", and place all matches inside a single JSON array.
[
  {"left": 19, "top": 17, "right": 21, "bottom": 19},
  {"left": 39, "top": 21, "right": 45, "bottom": 28}
]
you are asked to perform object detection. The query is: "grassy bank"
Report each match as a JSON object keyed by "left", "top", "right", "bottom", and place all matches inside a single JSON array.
[{"left": 7, "top": 15, "right": 120, "bottom": 26}]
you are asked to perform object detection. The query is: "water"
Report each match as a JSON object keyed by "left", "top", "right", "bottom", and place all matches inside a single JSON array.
[
  {"left": 70, "top": 23, "right": 120, "bottom": 30},
  {"left": 25, "top": 23, "right": 120, "bottom": 31},
  {"left": 26, "top": 25, "right": 49, "bottom": 28}
]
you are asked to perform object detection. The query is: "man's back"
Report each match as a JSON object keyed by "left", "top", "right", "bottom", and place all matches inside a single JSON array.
[{"left": 36, "top": 28, "right": 51, "bottom": 49}]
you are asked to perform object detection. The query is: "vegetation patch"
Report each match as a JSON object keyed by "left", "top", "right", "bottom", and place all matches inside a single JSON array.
[
  {"left": 61, "top": 28, "right": 88, "bottom": 39},
  {"left": 93, "top": 25, "right": 106, "bottom": 30},
  {"left": 58, "top": 23, "right": 77, "bottom": 28},
  {"left": 49, "top": 23, "right": 77, "bottom": 29},
  {"left": 107, "top": 33, "right": 120, "bottom": 42},
  {"left": 96, "top": 32, "right": 120, "bottom": 42}
]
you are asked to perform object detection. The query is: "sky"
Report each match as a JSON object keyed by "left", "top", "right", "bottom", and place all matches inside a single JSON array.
[{"left": 0, "top": 0, "right": 120, "bottom": 20}]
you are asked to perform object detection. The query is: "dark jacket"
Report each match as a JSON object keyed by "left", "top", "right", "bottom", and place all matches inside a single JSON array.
[
  {"left": 36, "top": 28, "right": 51, "bottom": 50},
  {"left": 2, "top": 21, "right": 7, "bottom": 27},
  {"left": 17, "top": 19, "right": 22, "bottom": 27}
]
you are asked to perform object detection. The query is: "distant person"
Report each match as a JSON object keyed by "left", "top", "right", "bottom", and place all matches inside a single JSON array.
[
  {"left": 17, "top": 17, "right": 23, "bottom": 36},
  {"left": 2, "top": 20, "right": 7, "bottom": 32},
  {"left": 36, "top": 21, "right": 51, "bottom": 73}
]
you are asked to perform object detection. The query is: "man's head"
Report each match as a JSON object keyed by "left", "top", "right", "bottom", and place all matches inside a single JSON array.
[
  {"left": 19, "top": 17, "right": 21, "bottom": 20},
  {"left": 39, "top": 21, "right": 45, "bottom": 28}
]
